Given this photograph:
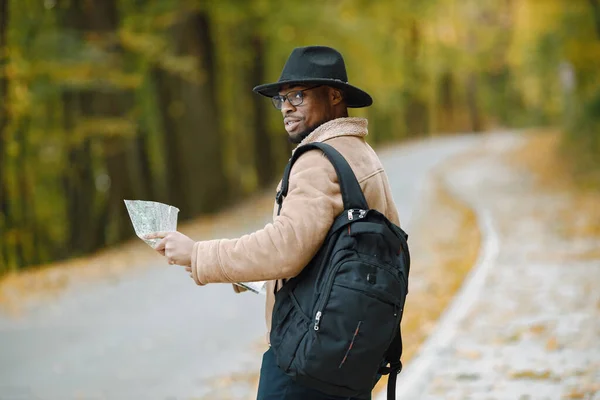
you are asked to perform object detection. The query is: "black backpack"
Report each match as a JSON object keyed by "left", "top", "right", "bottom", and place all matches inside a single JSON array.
[{"left": 270, "top": 142, "right": 410, "bottom": 399}]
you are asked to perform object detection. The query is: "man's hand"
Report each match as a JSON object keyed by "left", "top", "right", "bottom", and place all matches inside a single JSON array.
[{"left": 145, "top": 231, "right": 195, "bottom": 267}]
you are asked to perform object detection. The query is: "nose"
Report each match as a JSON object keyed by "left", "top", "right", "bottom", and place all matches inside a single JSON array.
[{"left": 280, "top": 97, "right": 296, "bottom": 116}]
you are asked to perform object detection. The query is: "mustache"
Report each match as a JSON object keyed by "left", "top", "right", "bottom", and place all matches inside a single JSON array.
[{"left": 287, "top": 119, "right": 329, "bottom": 144}]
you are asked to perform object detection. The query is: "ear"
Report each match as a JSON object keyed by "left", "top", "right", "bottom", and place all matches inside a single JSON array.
[{"left": 330, "top": 88, "right": 344, "bottom": 106}]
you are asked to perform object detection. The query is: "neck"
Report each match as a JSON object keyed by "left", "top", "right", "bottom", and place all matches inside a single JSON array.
[
  {"left": 334, "top": 107, "right": 349, "bottom": 119},
  {"left": 294, "top": 117, "right": 369, "bottom": 150}
]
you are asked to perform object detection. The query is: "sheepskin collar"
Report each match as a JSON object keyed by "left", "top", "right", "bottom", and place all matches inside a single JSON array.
[{"left": 295, "top": 117, "right": 368, "bottom": 149}]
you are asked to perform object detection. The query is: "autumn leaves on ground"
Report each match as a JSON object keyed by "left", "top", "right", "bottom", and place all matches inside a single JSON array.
[
  {"left": 511, "top": 130, "right": 600, "bottom": 242},
  {"left": 372, "top": 154, "right": 482, "bottom": 395},
  {"left": 0, "top": 130, "right": 598, "bottom": 399},
  {"left": 0, "top": 193, "right": 275, "bottom": 317}
]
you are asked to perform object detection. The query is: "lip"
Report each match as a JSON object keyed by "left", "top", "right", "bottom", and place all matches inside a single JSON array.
[{"left": 284, "top": 118, "right": 301, "bottom": 133}]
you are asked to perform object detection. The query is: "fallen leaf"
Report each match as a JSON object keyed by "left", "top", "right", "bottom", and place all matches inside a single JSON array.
[
  {"left": 546, "top": 336, "right": 559, "bottom": 351},
  {"left": 529, "top": 323, "right": 546, "bottom": 335},
  {"left": 455, "top": 349, "right": 482, "bottom": 360},
  {"left": 509, "top": 369, "right": 560, "bottom": 381},
  {"left": 456, "top": 372, "right": 480, "bottom": 381},
  {"left": 562, "top": 390, "right": 586, "bottom": 399}
]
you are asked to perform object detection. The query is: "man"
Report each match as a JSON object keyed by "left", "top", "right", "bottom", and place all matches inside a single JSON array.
[{"left": 147, "top": 46, "right": 400, "bottom": 399}]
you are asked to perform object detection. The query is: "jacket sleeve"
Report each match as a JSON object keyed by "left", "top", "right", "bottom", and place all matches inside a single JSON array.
[{"left": 191, "top": 150, "right": 341, "bottom": 285}]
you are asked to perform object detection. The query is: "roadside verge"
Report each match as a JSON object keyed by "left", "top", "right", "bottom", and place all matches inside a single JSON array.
[{"left": 372, "top": 150, "right": 484, "bottom": 396}]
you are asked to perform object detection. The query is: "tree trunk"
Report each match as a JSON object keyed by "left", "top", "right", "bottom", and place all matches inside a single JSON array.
[
  {"left": 15, "top": 118, "right": 39, "bottom": 266},
  {"left": 438, "top": 71, "right": 456, "bottom": 132},
  {"left": 61, "top": 91, "right": 96, "bottom": 256},
  {"left": 466, "top": 73, "right": 482, "bottom": 132},
  {"left": 59, "top": 1, "right": 104, "bottom": 255},
  {"left": 183, "top": 11, "right": 228, "bottom": 214},
  {"left": 590, "top": 0, "right": 600, "bottom": 39},
  {"left": 465, "top": 12, "right": 482, "bottom": 133},
  {"left": 0, "top": 0, "right": 9, "bottom": 271},
  {"left": 404, "top": 20, "right": 429, "bottom": 136},
  {"left": 155, "top": 10, "right": 227, "bottom": 218},
  {"left": 0, "top": 0, "right": 8, "bottom": 149},
  {"left": 60, "top": 0, "right": 150, "bottom": 249},
  {"left": 249, "top": 33, "right": 275, "bottom": 188}
]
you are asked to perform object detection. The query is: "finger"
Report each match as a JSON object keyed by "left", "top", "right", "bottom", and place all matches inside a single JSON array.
[
  {"left": 185, "top": 266, "right": 192, "bottom": 273},
  {"left": 168, "top": 259, "right": 176, "bottom": 265},
  {"left": 144, "top": 232, "right": 168, "bottom": 240},
  {"left": 154, "top": 237, "right": 168, "bottom": 252}
]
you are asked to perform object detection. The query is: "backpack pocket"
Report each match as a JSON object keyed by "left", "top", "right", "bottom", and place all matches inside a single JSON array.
[
  {"left": 302, "top": 261, "right": 403, "bottom": 393},
  {"left": 270, "top": 292, "right": 310, "bottom": 372}
]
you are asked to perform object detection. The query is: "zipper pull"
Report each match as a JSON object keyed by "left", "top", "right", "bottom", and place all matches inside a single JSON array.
[
  {"left": 314, "top": 311, "right": 322, "bottom": 331},
  {"left": 347, "top": 210, "right": 354, "bottom": 221}
]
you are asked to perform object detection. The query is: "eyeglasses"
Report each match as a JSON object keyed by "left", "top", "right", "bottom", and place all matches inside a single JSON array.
[{"left": 271, "top": 86, "right": 322, "bottom": 110}]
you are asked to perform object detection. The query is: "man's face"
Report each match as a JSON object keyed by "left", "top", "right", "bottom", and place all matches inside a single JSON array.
[{"left": 277, "top": 84, "right": 333, "bottom": 144}]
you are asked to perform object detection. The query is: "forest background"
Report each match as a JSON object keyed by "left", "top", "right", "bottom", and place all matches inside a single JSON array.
[{"left": 0, "top": 0, "right": 598, "bottom": 273}]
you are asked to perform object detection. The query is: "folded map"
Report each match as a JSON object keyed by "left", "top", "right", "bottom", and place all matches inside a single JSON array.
[{"left": 125, "top": 199, "right": 266, "bottom": 295}]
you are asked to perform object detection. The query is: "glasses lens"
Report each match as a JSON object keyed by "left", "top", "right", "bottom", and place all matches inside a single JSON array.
[
  {"left": 289, "top": 91, "right": 304, "bottom": 106},
  {"left": 271, "top": 96, "right": 284, "bottom": 109}
]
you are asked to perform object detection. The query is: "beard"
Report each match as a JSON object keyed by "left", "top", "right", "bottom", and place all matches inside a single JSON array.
[{"left": 288, "top": 119, "right": 329, "bottom": 144}]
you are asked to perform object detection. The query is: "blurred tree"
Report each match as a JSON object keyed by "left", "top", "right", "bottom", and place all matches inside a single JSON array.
[
  {"left": 249, "top": 31, "right": 276, "bottom": 188},
  {"left": 511, "top": 0, "right": 600, "bottom": 175},
  {"left": 152, "top": 6, "right": 227, "bottom": 217},
  {"left": 404, "top": 19, "right": 430, "bottom": 136},
  {"left": 0, "top": 0, "right": 9, "bottom": 269},
  {"left": 0, "top": 0, "right": 597, "bottom": 273},
  {"left": 591, "top": 0, "right": 600, "bottom": 38},
  {"left": 59, "top": 0, "right": 151, "bottom": 249}
]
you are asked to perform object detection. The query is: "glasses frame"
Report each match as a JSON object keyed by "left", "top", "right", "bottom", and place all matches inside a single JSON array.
[{"left": 271, "top": 85, "right": 323, "bottom": 110}]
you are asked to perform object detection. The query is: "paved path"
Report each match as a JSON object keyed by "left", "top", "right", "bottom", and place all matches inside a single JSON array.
[
  {"left": 0, "top": 135, "right": 480, "bottom": 400},
  {"left": 385, "top": 133, "right": 600, "bottom": 400}
]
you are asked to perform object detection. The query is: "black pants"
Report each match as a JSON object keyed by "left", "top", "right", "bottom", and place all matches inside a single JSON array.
[{"left": 256, "top": 348, "right": 371, "bottom": 400}]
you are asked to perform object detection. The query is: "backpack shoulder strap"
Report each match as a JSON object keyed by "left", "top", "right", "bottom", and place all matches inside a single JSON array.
[
  {"left": 380, "top": 327, "right": 403, "bottom": 400},
  {"left": 276, "top": 142, "right": 368, "bottom": 215}
]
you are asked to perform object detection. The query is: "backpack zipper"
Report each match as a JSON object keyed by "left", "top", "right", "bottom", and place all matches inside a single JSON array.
[
  {"left": 331, "top": 282, "right": 404, "bottom": 345},
  {"left": 314, "top": 311, "right": 322, "bottom": 331},
  {"left": 333, "top": 282, "right": 402, "bottom": 309},
  {"left": 313, "top": 259, "right": 406, "bottom": 334},
  {"left": 313, "top": 260, "right": 348, "bottom": 331}
]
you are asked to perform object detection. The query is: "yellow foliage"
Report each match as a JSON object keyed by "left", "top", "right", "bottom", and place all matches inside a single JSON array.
[
  {"left": 73, "top": 117, "right": 138, "bottom": 144},
  {"left": 42, "top": 61, "right": 142, "bottom": 89},
  {"left": 120, "top": 29, "right": 204, "bottom": 82}
]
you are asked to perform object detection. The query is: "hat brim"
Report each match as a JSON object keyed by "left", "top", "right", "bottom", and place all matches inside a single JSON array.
[{"left": 252, "top": 79, "right": 373, "bottom": 108}]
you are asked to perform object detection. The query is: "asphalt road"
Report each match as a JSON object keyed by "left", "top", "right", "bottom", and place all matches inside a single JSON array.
[
  {"left": 384, "top": 133, "right": 600, "bottom": 399},
  {"left": 0, "top": 134, "right": 481, "bottom": 400}
]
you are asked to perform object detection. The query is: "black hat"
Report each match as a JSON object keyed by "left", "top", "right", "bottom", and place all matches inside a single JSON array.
[{"left": 253, "top": 46, "right": 373, "bottom": 108}]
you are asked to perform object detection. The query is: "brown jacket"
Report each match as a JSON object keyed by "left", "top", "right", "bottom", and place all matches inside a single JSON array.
[{"left": 191, "top": 117, "right": 400, "bottom": 341}]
